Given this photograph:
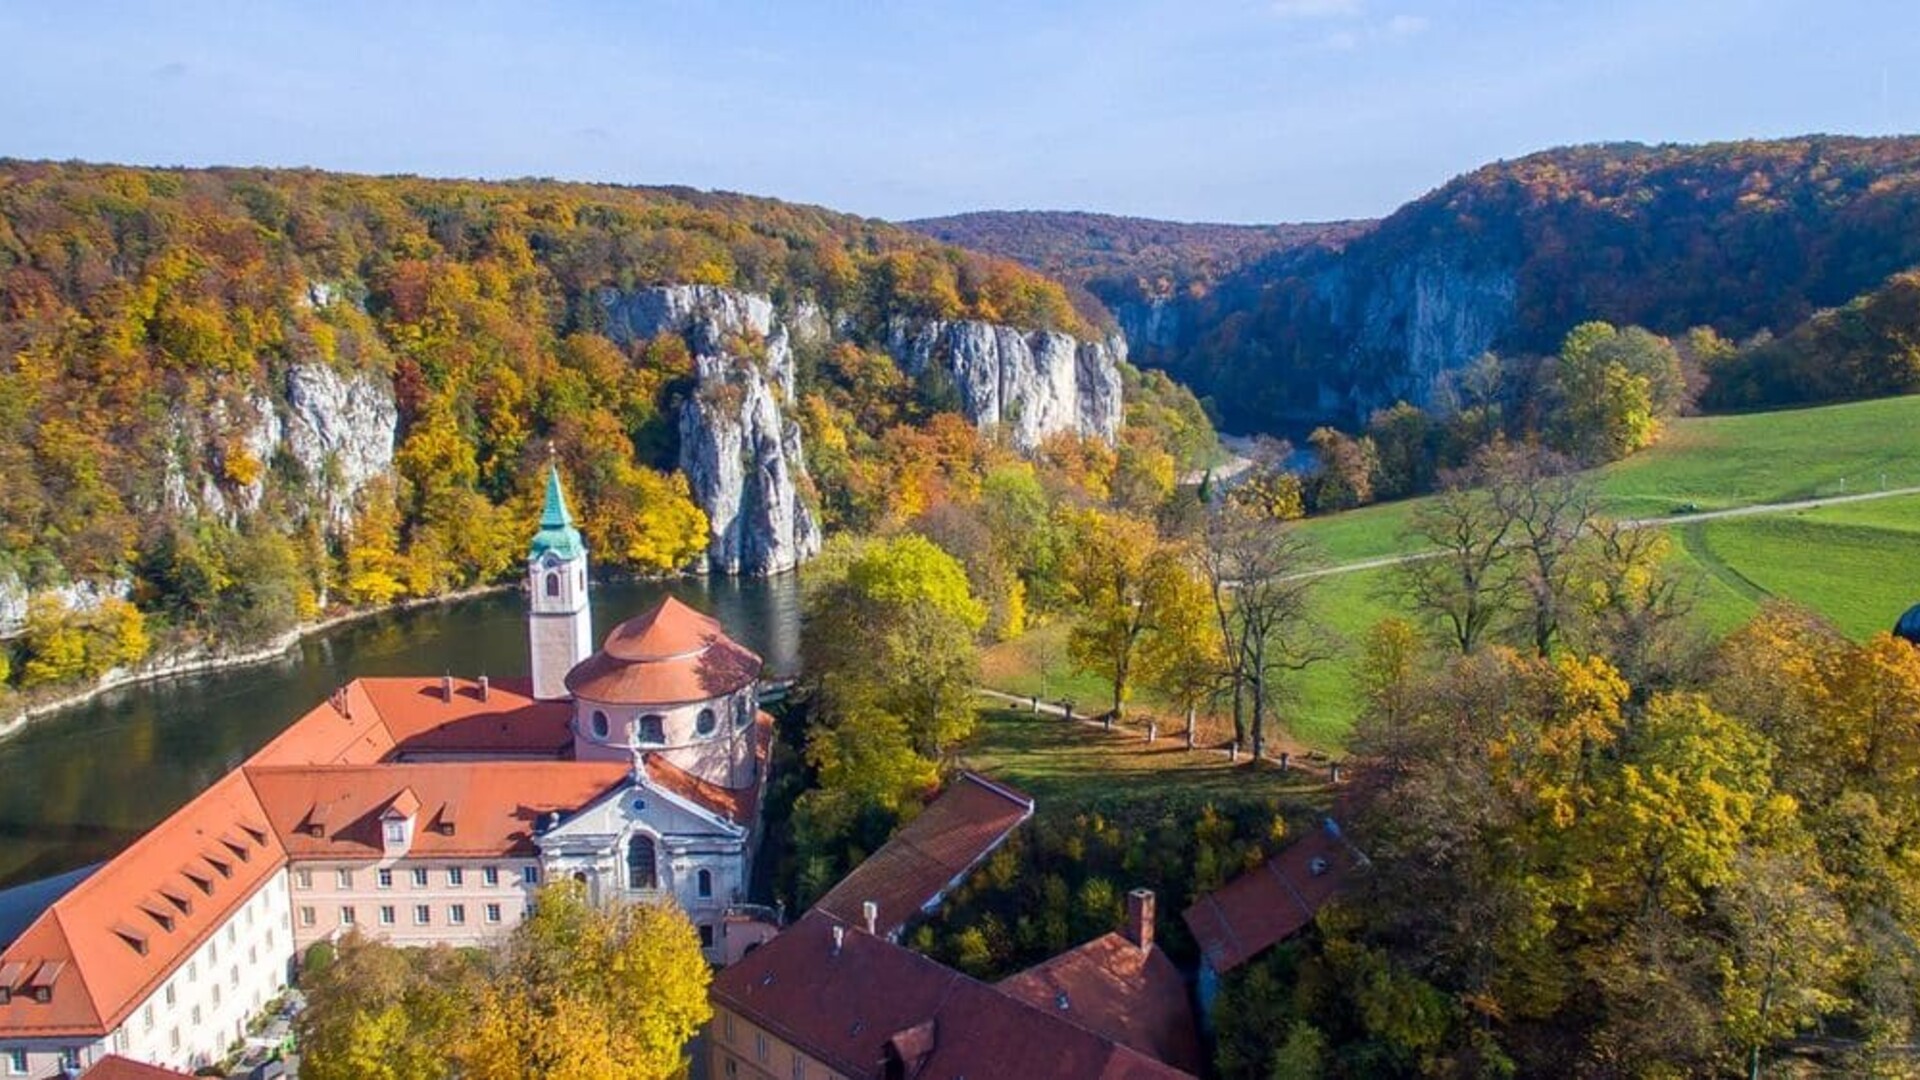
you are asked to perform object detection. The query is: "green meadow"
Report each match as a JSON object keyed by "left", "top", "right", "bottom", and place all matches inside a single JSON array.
[{"left": 988, "top": 395, "right": 1920, "bottom": 754}]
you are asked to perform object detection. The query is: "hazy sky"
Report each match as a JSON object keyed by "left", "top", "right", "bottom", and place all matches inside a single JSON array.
[{"left": 2, "top": 1, "right": 1915, "bottom": 223}]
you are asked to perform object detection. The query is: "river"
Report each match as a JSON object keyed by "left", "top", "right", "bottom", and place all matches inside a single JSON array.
[{"left": 0, "top": 576, "right": 803, "bottom": 889}]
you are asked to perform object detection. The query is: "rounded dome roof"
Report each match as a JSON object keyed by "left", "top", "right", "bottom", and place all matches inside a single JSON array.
[
  {"left": 1896, "top": 603, "right": 1920, "bottom": 644},
  {"left": 564, "top": 597, "right": 762, "bottom": 706}
]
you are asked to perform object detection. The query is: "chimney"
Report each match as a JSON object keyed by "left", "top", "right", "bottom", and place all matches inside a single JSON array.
[
  {"left": 441, "top": 674, "right": 455, "bottom": 702},
  {"left": 477, "top": 675, "right": 490, "bottom": 701},
  {"left": 1125, "top": 888, "right": 1155, "bottom": 952},
  {"left": 862, "top": 900, "right": 878, "bottom": 935},
  {"left": 831, "top": 925, "right": 845, "bottom": 956}
]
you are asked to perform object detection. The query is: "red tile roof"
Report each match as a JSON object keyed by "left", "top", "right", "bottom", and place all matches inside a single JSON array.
[
  {"left": 997, "top": 933, "right": 1203, "bottom": 1074},
  {"left": 813, "top": 773, "right": 1033, "bottom": 939},
  {"left": 0, "top": 771, "right": 285, "bottom": 1038},
  {"left": 1181, "top": 828, "right": 1366, "bottom": 974},
  {"left": 248, "top": 761, "right": 631, "bottom": 860},
  {"left": 363, "top": 677, "right": 574, "bottom": 758},
  {"left": 83, "top": 1055, "right": 196, "bottom": 1079},
  {"left": 565, "top": 598, "right": 761, "bottom": 706},
  {"left": 712, "top": 912, "right": 1192, "bottom": 1080},
  {"left": 641, "top": 712, "right": 774, "bottom": 826},
  {"left": 248, "top": 676, "right": 573, "bottom": 767}
]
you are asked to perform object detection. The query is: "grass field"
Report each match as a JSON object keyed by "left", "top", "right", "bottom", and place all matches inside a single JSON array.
[
  {"left": 952, "top": 707, "right": 1327, "bottom": 827},
  {"left": 985, "top": 395, "right": 1920, "bottom": 756}
]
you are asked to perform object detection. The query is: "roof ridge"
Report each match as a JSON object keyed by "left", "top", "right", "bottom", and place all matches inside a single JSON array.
[{"left": 956, "top": 770, "right": 1035, "bottom": 810}]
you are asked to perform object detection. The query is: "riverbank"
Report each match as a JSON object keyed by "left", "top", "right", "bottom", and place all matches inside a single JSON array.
[{"left": 0, "top": 582, "right": 517, "bottom": 744}]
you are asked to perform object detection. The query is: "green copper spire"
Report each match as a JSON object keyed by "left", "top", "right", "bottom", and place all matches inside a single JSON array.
[{"left": 529, "top": 463, "right": 586, "bottom": 561}]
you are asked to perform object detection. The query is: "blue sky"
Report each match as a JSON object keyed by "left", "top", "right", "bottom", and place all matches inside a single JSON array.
[{"left": 1, "top": 1, "right": 1915, "bottom": 223}]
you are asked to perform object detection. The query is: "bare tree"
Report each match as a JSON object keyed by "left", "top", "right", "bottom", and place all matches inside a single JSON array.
[
  {"left": 1481, "top": 444, "right": 1598, "bottom": 656},
  {"left": 1200, "top": 505, "right": 1335, "bottom": 760},
  {"left": 1397, "top": 476, "right": 1521, "bottom": 655}
]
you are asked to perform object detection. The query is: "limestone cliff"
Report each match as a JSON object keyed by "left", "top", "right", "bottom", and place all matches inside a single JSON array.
[
  {"left": 599, "top": 285, "right": 822, "bottom": 576},
  {"left": 164, "top": 363, "right": 398, "bottom": 529},
  {"left": 598, "top": 284, "right": 1126, "bottom": 574},
  {"left": 884, "top": 318, "right": 1125, "bottom": 451}
]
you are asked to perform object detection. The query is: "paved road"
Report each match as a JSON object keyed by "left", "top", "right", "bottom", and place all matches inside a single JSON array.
[{"left": 1287, "top": 484, "right": 1920, "bottom": 582}]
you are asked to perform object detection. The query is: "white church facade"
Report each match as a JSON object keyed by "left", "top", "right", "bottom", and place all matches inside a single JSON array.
[{"left": 0, "top": 467, "right": 776, "bottom": 1077}]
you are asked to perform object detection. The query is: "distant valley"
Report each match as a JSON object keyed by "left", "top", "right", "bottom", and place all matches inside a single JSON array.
[{"left": 908, "top": 136, "right": 1920, "bottom": 436}]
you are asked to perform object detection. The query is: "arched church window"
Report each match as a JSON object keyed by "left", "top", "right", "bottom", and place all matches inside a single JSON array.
[
  {"left": 696, "top": 708, "right": 717, "bottom": 737},
  {"left": 627, "top": 836, "right": 658, "bottom": 890},
  {"left": 589, "top": 710, "right": 609, "bottom": 739},
  {"left": 544, "top": 572, "right": 560, "bottom": 598},
  {"left": 638, "top": 715, "right": 666, "bottom": 745},
  {"left": 697, "top": 868, "right": 713, "bottom": 898}
]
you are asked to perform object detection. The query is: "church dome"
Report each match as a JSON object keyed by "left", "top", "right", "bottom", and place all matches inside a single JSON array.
[
  {"left": 564, "top": 597, "right": 761, "bottom": 706},
  {"left": 1896, "top": 603, "right": 1920, "bottom": 645}
]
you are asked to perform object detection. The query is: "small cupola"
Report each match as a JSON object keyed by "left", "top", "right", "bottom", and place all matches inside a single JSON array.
[{"left": 381, "top": 787, "right": 422, "bottom": 856}]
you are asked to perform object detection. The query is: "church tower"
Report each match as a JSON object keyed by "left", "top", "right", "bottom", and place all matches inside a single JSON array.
[{"left": 528, "top": 463, "right": 593, "bottom": 700}]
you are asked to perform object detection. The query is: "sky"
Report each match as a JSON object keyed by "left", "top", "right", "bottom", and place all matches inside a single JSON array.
[{"left": 2, "top": 1, "right": 1917, "bottom": 224}]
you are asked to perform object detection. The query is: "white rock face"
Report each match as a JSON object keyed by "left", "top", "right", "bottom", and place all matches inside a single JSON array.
[
  {"left": 598, "top": 284, "right": 1125, "bottom": 574},
  {"left": 599, "top": 285, "right": 821, "bottom": 576},
  {"left": 883, "top": 318, "right": 1125, "bottom": 451},
  {"left": 0, "top": 573, "right": 133, "bottom": 638},
  {"left": 160, "top": 362, "right": 396, "bottom": 532},
  {"left": 282, "top": 363, "right": 400, "bottom": 530}
]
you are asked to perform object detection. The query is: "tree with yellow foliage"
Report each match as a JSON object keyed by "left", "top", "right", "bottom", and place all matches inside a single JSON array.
[
  {"left": 460, "top": 883, "right": 711, "bottom": 1080},
  {"left": 300, "top": 884, "right": 710, "bottom": 1080}
]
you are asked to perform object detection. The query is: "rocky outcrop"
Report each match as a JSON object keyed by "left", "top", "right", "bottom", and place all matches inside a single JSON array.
[
  {"left": 162, "top": 363, "right": 397, "bottom": 530},
  {"left": 599, "top": 285, "right": 821, "bottom": 576},
  {"left": 281, "top": 363, "right": 400, "bottom": 529},
  {"left": 0, "top": 574, "right": 133, "bottom": 639},
  {"left": 1310, "top": 254, "right": 1519, "bottom": 421},
  {"left": 599, "top": 284, "right": 1125, "bottom": 574},
  {"left": 884, "top": 318, "right": 1125, "bottom": 450}
]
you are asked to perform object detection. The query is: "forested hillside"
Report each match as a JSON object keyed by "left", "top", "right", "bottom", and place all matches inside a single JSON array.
[
  {"left": 946, "top": 137, "right": 1920, "bottom": 435},
  {"left": 905, "top": 209, "right": 1369, "bottom": 302},
  {"left": 0, "top": 161, "right": 1163, "bottom": 691}
]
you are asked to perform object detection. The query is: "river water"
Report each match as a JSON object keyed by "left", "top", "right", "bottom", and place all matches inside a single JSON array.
[{"left": 0, "top": 576, "right": 803, "bottom": 889}]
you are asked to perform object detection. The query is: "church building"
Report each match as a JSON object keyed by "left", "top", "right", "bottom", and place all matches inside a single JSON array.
[{"left": 0, "top": 467, "right": 776, "bottom": 1077}]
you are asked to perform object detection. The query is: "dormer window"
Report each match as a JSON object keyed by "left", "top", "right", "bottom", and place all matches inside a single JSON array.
[
  {"left": 382, "top": 788, "right": 420, "bottom": 856},
  {"left": 184, "top": 870, "right": 213, "bottom": 896}
]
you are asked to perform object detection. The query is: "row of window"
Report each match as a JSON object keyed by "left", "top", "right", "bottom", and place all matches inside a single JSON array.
[
  {"left": 299, "top": 902, "right": 514, "bottom": 928},
  {"left": 586, "top": 700, "right": 749, "bottom": 743},
  {"left": 293, "top": 865, "right": 537, "bottom": 891}
]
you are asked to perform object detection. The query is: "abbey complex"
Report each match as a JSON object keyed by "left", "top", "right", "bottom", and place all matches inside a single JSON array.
[{"left": 0, "top": 471, "right": 780, "bottom": 1076}]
